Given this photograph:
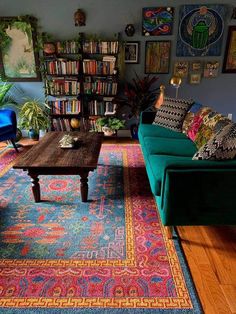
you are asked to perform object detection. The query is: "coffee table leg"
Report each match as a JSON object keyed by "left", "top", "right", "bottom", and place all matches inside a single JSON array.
[
  {"left": 29, "top": 173, "right": 41, "bottom": 202},
  {"left": 80, "top": 171, "right": 89, "bottom": 202}
]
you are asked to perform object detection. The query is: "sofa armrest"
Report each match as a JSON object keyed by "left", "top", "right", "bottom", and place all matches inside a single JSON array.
[
  {"left": 140, "top": 111, "right": 156, "bottom": 124},
  {"left": 160, "top": 166, "right": 236, "bottom": 226}
]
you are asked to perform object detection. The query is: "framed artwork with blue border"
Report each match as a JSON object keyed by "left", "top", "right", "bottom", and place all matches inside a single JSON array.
[
  {"left": 142, "top": 7, "right": 174, "bottom": 36},
  {"left": 176, "top": 4, "right": 226, "bottom": 57}
]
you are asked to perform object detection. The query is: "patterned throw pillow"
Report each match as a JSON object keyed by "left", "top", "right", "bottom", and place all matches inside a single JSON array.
[
  {"left": 187, "top": 107, "right": 212, "bottom": 141},
  {"left": 193, "top": 123, "right": 236, "bottom": 160},
  {"left": 153, "top": 97, "right": 194, "bottom": 132},
  {"left": 182, "top": 103, "right": 202, "bottom": 134},
  {"left": 194, "top": 112, "right": 232, "bottom": 149}
]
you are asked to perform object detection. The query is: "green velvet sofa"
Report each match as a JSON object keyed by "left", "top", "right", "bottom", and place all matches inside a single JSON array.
[{"left": 138, "top": 111, "right": 236, "bottom": 237}]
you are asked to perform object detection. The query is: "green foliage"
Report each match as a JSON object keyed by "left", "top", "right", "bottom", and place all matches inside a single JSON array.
[
  {"left": 124, "top": 73, "right": 159, "bottom": 117},
  {"left": 0, "top": 82, "right": 18, "bottom": 108},
  {"left": 96, "top": 116, "right": 125, "bottom": 131},
  {"left": 18, "top": 99, "right": 50, "bottom": 133}
]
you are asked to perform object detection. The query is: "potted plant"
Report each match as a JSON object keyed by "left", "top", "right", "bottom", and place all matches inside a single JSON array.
[
  {"left": 96, "top": 116, "right": 125, "bottom": 136},
  {"left": 120, "top": 73, "right": 159, "bottom": 138},
  {"left": 18, "top": 99, "right": 50, "bottom": 140}
]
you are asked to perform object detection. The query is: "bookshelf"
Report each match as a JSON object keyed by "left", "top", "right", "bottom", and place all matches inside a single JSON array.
[
  {"left": 43, "top": 36, "right": 120, "bottom": 132},
  {"left": 43, "top": 39, "right": 83, "bottom": 132},
  {"left": 82, "top": 38, "right": 119, "bottom": 131}
]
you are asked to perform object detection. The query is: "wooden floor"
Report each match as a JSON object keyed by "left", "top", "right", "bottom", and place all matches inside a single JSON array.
[{"left": 1, "top": 137, "right": 236, "bottom": 314}]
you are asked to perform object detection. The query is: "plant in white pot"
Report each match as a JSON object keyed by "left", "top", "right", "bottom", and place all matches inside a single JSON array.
[
  {"left": 96, "top": 116, "right": 125, "bottom": 136},
  {"left": 18, "top": 99, "right": 50, "bottom": 140}
]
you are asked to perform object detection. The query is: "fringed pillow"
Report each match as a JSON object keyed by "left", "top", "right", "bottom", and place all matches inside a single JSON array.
[{"left": 153, "top": 97, "right": 194, "bottom": 132}]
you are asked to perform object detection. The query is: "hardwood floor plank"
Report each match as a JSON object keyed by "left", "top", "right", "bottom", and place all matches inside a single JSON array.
[{"left": 221, "top": 285, "right": 236, "bottom": 313}]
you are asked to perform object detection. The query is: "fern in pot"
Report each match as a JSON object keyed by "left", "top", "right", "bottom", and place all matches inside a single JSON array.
[{"left": 18, "top": 99, "right": 50, "bottom": 140}]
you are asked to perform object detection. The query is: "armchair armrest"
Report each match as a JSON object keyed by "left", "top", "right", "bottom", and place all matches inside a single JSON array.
[{"left": 0, "top": 109, "right": 17, "bottom": 134}]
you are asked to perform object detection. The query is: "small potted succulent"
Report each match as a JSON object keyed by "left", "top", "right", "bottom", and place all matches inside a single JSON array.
[{"left": 96, "top": 116, "right": 125, "bottom": 136}]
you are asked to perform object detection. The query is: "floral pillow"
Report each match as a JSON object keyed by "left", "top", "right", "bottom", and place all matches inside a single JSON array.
[
  {"left": 182, "top": 103, "right": 202, "bottom": 134},
  {"left": 187, "top": 107, "right": 212, "bottom": 141}
]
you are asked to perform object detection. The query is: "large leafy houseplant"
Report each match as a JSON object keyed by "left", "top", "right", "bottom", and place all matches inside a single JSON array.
[
  {"left": 0, "top": 83, "right": 18, "bottom": 108},
  {"left": 18, "top": 99, "right": 50, "bottom": 140},
  {"left": 124, "top": 73, "right": 159, "bottom": 118}
]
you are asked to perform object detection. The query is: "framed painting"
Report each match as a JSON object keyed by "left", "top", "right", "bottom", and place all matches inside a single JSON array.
[
  {"left": 176, "top": 4, "right": 226, "bottom": 57},
  {"left": 142, "top": 7, "right": 174, "bottom": 36},
  {"left": 222, "top": 26, "right": 236, "bottom": 73},
  {"left": 0, "top": 16, "right": 41, "bottom": 81},
  {"left": 145, "top": 41, "right": 171, "bottom": 74},
  {"left": 189, "top": 73, "right": 201, "bottom": 84},
  {"left": 124, "top": 42, "right": 139, "bottom": 64}
]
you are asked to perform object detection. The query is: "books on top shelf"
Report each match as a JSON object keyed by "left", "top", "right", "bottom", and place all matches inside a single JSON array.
[
  {"left": 83, "top": 41, "right": 119, "bottom": 54},
  {"left": 56, "top": 41, "right": 80, "bottom": 54}
]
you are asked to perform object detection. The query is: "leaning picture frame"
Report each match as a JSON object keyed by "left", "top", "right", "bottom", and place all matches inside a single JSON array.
[
  {"left": 145, "top": 41, "right": 171, "bottom": 74},
  {"left": 0, "top": 16, "right": 41, "bottom": 81},
  {"left": 124, "top": 42, "right": 139, "bottom": 64},
  {"left": 222, "top": 26, "right": 236, "bottom": 73}
]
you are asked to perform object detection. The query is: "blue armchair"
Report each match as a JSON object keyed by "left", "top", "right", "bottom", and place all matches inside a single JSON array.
[{"left": 0, "top": 109, "right": 19, "bottom": 152}]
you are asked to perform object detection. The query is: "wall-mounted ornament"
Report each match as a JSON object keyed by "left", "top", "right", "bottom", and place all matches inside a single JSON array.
[
  {"left": 74, "top": 9, "right": 86, "bottom": 26},
  {"left": 125, "top": 24, "right": 135, "bottom": 37}
]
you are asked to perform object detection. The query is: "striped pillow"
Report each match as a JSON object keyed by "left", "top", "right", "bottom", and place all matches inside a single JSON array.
[{"left": 153, "top": 97, "right": 194, "bottom": 132}]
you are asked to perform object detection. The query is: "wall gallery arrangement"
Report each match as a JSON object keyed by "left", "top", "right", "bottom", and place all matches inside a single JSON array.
[{"left": 0, "top": 5, "right": 235, "bottom": 82}]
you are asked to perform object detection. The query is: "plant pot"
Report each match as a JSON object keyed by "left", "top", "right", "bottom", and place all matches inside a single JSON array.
[
  {"left": 29, "top": 129, "right": 39, "bottom": 141},
  {"left": 102, "top": 126, "right": 116, "bottom": 137},
  {"left": 130, "top": 124, "right": 139, "bottom": 140}
]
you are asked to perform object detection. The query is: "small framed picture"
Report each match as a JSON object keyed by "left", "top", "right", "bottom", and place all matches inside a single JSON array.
[
  {"left": 191, "top": 61, "right": 202, "bottom": 72},
  {"left": 189, "top": 73, "right": 201, "bottom": 84},
  {"left": 124, "top": 42, "right": 139, "bottom": 64},
  {"left": 204, "top": 61, "right": 220, "bottom": 78},
  {"left": 173, "top": 61, "right": 189, "bottom": 78}
]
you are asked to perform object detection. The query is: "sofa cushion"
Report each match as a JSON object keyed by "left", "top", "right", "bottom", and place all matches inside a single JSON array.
[
  {"left": 138, "top": 123, "right": 188, "bottom": 139},
  {"left": 153, "top": 97, "right": 194, "bottom": 132},
  {"left": 186, "top": 106, "right": 212, "bottom": 141},
  {"left": 193, "top": 123, "right": 236, "bottom": 160},
  {"left": 144, "top": 137, "right": 197, "bottom": 156},
  {"left": 182, "top": 103, "right": 202, "bottom": 134}
]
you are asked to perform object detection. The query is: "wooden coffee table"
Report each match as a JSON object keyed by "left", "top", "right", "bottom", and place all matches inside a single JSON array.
[{"left": 13, "top": 132, "right": 103, "bottom": 203}]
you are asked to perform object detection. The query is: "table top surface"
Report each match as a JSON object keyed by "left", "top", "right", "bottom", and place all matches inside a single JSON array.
[{"left": 13, "top": 132, "right": 103, "bottom": 169}]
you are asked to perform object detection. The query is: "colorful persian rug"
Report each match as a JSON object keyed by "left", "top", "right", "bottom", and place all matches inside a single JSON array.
[{"left": 0, "top": 145, "right": 202, "bottom": 313}]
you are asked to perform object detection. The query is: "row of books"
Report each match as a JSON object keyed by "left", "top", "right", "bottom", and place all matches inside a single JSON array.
[
  {"left": 56, "top": 41, "right": 80, "bottom": 54},
  {"left": 83, "top": 41, "right": 119, "bottom": 54},
  {"left": 88, "top": 100, "right": 117, "bottom": 116},
  {"left": 52, "top": 118, "right": 72, "bottom": 131},
  {"left": 45, "top": 60, "right": 80, "bottom": 75},
  {"left": 84, "top": 79, "right": 117, "bottom": 95},
  {"left": 49, "top": 99, "right": 81, "bottom": 114},
  {"left": 46, "top": 78, "right": 80, "bottom": 95},
  {"left": 83, "top": 59, "right": 115, "bottom": 75}
]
